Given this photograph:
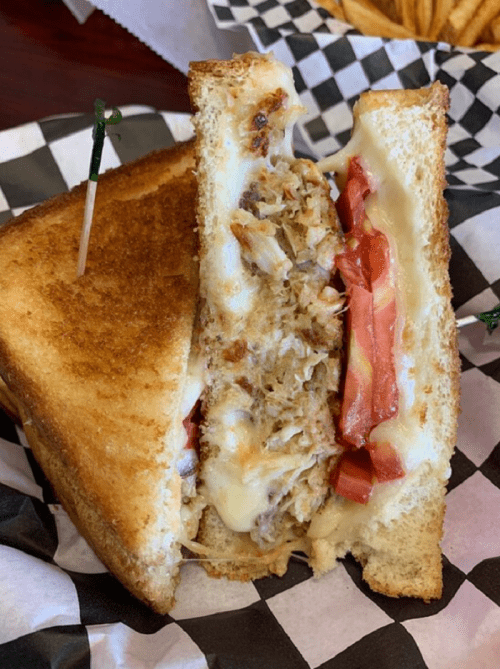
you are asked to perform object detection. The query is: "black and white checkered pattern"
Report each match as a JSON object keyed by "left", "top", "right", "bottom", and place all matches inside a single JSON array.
[
  {"left": 1, "top": 2, "right": 500, "bottom": 665},
  {"left": 210, "top": 0, "right": 354, "bottom": 38}
]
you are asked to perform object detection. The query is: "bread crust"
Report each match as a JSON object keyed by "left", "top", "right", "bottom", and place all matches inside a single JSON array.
[{"left": 0, "top": 141, "right": 199, "bottom": 613}]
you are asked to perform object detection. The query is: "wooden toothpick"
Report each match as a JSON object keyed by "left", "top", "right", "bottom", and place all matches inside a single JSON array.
[{"left": 77, "top": 99, "right": 122, "bottom": 277}]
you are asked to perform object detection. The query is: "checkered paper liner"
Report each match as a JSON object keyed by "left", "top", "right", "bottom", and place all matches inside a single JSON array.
[{"left": 0, "top": 9, "right": 500, "bottom": 669}]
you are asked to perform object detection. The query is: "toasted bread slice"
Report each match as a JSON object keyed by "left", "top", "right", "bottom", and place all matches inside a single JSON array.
[
  {"left": 0, "top": 141, "right": 202, "bottom": 613},
  {"left": 310, "top": 83, "right": 461, "bottom": 600},
  {"left": 189, "top": 53, "right": 344, "bottom": 578}
]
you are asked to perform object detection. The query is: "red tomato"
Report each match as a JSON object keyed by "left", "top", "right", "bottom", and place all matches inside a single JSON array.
[
  {"left": 331, "top": 449, "right": 374, "bottom": 504},
  {"left": 367, "top": 442, "right": 405, "bottom": 482},
  {"left": 332, "top": 155, "right": 404, "bottom": 502},
  {"left": 335, "top": 156, "right": 399, "bottom": 441},
  {"left": 338, "top": 283, "right": 374, "bottom": 447},
  {"left": 370, "top": 233, "right": 398, "bottom": 426},
  {"left": 335, "top": 157, "right": 371, "bottom": 235}
]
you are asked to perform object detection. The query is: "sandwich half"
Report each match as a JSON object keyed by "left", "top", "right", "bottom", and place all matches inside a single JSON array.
[
  {"left": 0, "top": 141, "right": 204, "bottom": 613},
  {"left": 189, "top": 53, "right": 460, "bottom": 599},
  {"left": 188, "top": 53, "right": 345, "bottom": 578},
  {"left": 309, "top": 83, "right": 461, "bottom": 600}
]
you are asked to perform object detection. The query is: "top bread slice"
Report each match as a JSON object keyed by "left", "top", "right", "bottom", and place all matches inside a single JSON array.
[
  {"left": 0, "top": 141, "right": 201, "bottom": 613},
  {"left": 309, "top": 83, "right": 461, "bottom": 599},
  {"left": 188, "top": 53, "right": 345, "bottom": 578}
]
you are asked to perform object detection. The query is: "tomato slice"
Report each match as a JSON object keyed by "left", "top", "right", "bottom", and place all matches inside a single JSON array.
[
  {"left": 370, "top": 232, "right": 398, "bottom": 426},
  {"left": 331, "top": 449, "right": 374, "bottom": 504},
  {"left": 338, "top": 283, "right": 374, "bottom": 447},
  {"left": 367, "top": 442, "right": 405, "bottom": 482},
  {"left": 336, "top": 156, "right": 399, "bottom": 445},
  {"left": 335, "top": 156, "right": 371, "bottom": 236},
  {"left": 332, "top": 156, "right": 404, "bottom": 501}
]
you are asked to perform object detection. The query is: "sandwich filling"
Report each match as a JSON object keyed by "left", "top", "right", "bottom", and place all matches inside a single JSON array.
[
  {"left": 202, "top": 155, "right": 344, "bottom": 543},
  {"left": 330, "top": 156, "right": 404, "bottom": 504},
  {"left": 310, "top": 93, "right": 449, "bottom": 541},
  {"left": 197, "top": 74, "right": 344, "bottom": 547}
]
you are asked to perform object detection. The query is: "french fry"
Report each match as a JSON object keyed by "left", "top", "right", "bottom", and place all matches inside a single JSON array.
[
  {"left": 351, "top": 0, "right": 390, "bottom": 16},
  {"left": 429, "top": 0, "right": 457, "bottom": 39},
  {"left": 400, "top": 0, "right": 417, "bottom": 32},
  {"left": 369, "top": 0, "right": 400, "bottom": 23},
  {"left": 457, "top": 0, "right": 500, "bottom": 46},
  {"left": 318, "top": 0, "right": 500, "bottom": 49},
  {"left": 315, "top": 0, "right": 347, "bottom": 22},
  {"left": 394, "top": 0, "right": 404, "bottom": 23},
  {"left": 342, "top": 0, "right": 417, "bottom": 38},
  {"left": 478, "top": 18, "right": 493, "bottom": 40},
  {"left": 448, "top": 0, "right": 485, "bottom": 34},
  {"left": 417, "top": 0, "right": 434, "bottom": 36},
  {"left": 474, "top": 42, "right": 500, "bottom": 49},
  {"left": 490, "top": 13, "right": 500, "bottom": 39}
]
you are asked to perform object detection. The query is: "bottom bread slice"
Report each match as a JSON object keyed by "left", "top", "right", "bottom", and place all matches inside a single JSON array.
[{"left": 308, "top": 468, "right": 448, "bottom": 600}]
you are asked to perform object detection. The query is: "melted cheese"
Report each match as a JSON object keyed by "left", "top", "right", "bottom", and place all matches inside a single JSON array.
[
  {"left": 202, "top": 404, "right": 304, "bottom": 531},
  {"left": 204, "top": 62, "right": 305, "bottom": 328},
  {"left": 204, "top": 464, "right": 271, "bottom": 533},
  {"left": 319, "top": 119, "right": 441, "bottom": 472},
  {"left": 310, "top": 112, "right": 444, "bottom": 539},
  {"left": 211, "top": 151, "right": 257, "bottom": 316}
]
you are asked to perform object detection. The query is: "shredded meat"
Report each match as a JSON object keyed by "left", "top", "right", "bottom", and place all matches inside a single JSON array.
[
  {"left": 203, "top": 157, "right": 345, "bottom": 547},
  {"left": 222, "top": 339, "right": 249, "bottom": 362},
  {"left": 239, "top": 183, "right": 263, "bottom": 219}
]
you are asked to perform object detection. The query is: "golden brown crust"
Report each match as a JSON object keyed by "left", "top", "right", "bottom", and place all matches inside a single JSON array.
[
  {"left": 355, "top": 491, "right": 446, "bottom": 600},
  {"left": 355, "top": 81, "right": 449, "bottom": 113},
  {"left": 0, "top": 141, "right": 198, "bottom": 612},
  {"left": 13, "top": 398, "right": 178, "bottom": 612},
  {"left": 188, "top": 52, "right": 278, "bottom": 113}
]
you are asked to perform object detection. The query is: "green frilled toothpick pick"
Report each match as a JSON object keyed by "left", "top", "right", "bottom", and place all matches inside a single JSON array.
[
  {"left": 457, "top": 303, "right": 500, "bottom": 334},
  {"left": 77, "top": 99, "right": 122, "bottom": 277}
]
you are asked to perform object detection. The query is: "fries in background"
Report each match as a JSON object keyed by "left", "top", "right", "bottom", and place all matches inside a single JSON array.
[{"left": 316, "top": 0, "right": 500, "bottom": 49}]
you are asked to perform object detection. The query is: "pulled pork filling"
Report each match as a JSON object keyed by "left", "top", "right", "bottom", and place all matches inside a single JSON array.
[{"left": 201, "top": 157, "right": 344, "bottom": 547}]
